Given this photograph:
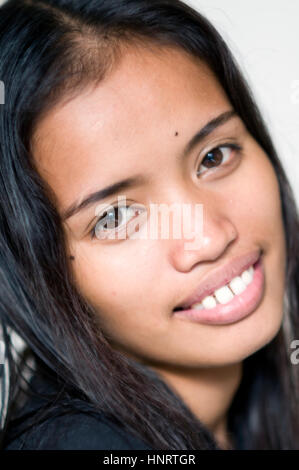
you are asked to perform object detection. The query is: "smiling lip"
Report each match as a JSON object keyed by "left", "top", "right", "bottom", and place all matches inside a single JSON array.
[
  {"left": 173, "top": 255, "right": 265, "bottom": 325},
  {"left": 174, "top": 249, "right": 262, "bottom": 311}
]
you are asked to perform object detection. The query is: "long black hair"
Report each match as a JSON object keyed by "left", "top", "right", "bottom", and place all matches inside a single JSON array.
[{"left": 0, "top": 0, "right": 299, "bottom": 450}]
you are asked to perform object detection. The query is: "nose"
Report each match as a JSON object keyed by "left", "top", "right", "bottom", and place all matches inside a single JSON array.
[{"left": 167, "top": 195, "right": 238, "bottom": 272}]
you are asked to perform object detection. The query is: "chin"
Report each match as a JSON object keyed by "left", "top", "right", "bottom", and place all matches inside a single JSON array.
[
  {"left": 216, "top": 304, "right": 284, "bottom": 366},
  {"left": 185, "top": 298, "right": 285, "bottom": 368}
]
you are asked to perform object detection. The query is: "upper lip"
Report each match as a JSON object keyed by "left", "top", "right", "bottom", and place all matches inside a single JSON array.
[{"left": 174, "top": 249, "right": 262, "bottom": 311}]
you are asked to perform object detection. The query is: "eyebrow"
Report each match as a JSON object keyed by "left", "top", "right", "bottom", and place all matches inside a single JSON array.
[{"left": 62, "top": 109, "right": 237, "bottom": 221}]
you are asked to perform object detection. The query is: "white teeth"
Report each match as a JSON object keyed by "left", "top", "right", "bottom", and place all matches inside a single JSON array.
[
  {"left": 229, "top": 276, "right": 247, "bottom": 295},
  {"left": 190, "top": 263, "right": 255, "bottom": 310},
  {"left": 214, "top": 285, "right": 235, "bottom": 304},
  {"left": 201, "top": 295, "right": 217, "bottom": 309},
  {"left": 241, "top": 266, "right": 254, "bottom": 285},
  {"left": 192, "top": 302, "right": 204, "bottom": 310}
]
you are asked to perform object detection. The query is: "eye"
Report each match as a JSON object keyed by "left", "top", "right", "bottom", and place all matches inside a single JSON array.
[
  {"left": 197, "top": 143, "right": 242, "bottom": 176},
  {"left": 90, "top": 204, "right": 144, "bottom": 240}
]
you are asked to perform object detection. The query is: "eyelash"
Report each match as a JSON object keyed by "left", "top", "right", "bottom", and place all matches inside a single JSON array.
[{"left": 89, "top": 142, "right": 243, "bottom": 240}]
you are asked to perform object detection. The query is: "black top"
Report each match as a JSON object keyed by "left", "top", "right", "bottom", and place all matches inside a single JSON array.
[{"left": 2, "top": 370, "right": 153, "bottom": 450}]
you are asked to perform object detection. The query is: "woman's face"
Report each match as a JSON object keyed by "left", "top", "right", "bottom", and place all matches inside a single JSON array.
[{"left": 31, "top": 46, "right": 286, "bottom": 369}]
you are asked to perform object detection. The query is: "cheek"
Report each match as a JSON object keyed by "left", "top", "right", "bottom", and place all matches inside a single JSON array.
[
  {"left": 227, "top": 146, "right": 285, "bottom": 247},
  {"left": 69, "top": 240, "right": 161, "bottom": 317},
  {"left": 228, "top": 146, "right": 286, "bottom": 325},
  {"left": 69, "top": 241, "right": 171, "bottom": 355}
]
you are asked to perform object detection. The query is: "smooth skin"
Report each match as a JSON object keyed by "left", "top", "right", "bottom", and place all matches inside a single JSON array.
[{"left": 31, "top": 46, "right": 286, "bottom": 449}]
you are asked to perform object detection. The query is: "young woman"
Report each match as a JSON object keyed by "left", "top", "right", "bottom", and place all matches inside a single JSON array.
[{"left": 0, "top": 0, "right": 299, "bottom": 450}]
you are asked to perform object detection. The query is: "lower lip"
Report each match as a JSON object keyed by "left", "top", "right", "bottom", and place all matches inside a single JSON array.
[{"left": 173, "top": 255, "right": 265, "bottom": 325}]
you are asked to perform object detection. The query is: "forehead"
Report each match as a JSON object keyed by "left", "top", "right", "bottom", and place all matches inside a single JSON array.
[{"left": 31, "top": 46, "right": 231, "bottom": 212}]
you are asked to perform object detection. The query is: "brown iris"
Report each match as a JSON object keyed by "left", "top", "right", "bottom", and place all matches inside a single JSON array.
[{"left": 202, "top": 148, "right": 223, "bottom": 168}]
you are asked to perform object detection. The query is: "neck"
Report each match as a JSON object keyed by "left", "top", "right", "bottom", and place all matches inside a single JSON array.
[{"left": 150, "top": 361, "right": 243, "bottom": 449}]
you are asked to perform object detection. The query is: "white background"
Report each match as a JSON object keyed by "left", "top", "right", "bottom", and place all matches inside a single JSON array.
[{"left": 1, "top": 0, "right": 299, "bottom": 203}]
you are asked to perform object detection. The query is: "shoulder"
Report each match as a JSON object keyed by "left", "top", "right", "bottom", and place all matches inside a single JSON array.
[
  {"left": 4, "top": 408, "right": 152, "bottom": 450},
  {"left": 3, "top": 368, "right": 152, "bottom": 450}
]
